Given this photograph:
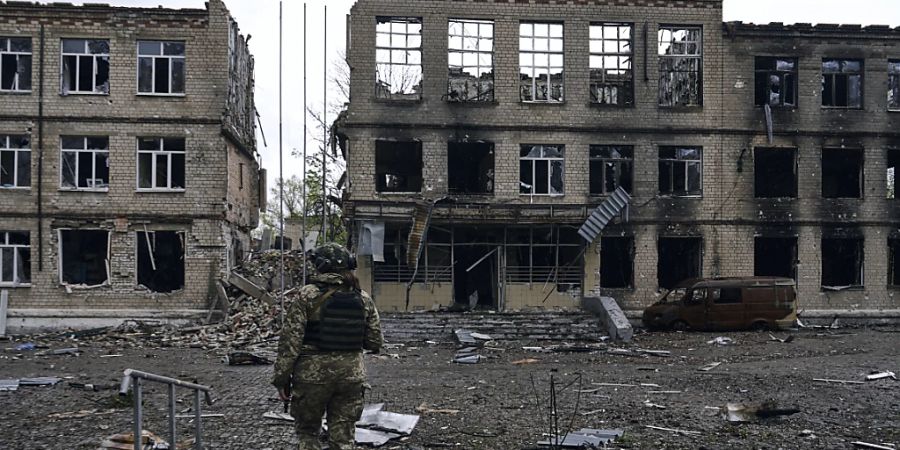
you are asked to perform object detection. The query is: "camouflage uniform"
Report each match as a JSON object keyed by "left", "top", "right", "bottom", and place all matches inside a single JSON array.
[{"left": 273, "top": 269, "right": 383, "bottom": 450}]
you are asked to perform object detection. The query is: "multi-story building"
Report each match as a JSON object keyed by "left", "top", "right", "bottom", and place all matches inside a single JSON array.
[
  {"left": 0, "top": 0, "right": 261, "bottom": 331},
  {"left": 338, "top": 0, "right": 900, "bottom": 317}
]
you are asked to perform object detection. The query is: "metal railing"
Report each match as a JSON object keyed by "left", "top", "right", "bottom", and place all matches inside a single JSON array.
[{"left": 119, "top": 369, "right": 214, "bottom": 450}]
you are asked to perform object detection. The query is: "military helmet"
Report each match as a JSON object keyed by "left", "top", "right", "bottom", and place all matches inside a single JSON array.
[{"left": 311, "top": 243, "right": 357, "bottom": 272}]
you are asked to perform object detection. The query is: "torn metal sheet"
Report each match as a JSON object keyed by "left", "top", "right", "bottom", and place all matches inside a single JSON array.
[
  {"left": 357, "top": 221, "right": 386, "bottom": 263},
  {"left": 358, "top": 403, "right": 385, "bottom": 424},
  {"left": 355, "top": 427, "right": 402, "bottom": 447},
  {"left": 20, "top": 377, "right": 62, "bottom": 386},
  {"left": 0, "top": 379, "right": 20, "bottom": 391},
  {"left": 538, "top": 428, "right": 624, "bottom": 447},
  {"left": 454, "top": 329, "right": 477, "bottom": 347},
  {"left": 453, "top": 355, "right": 483, "bottom": 364},
  {"left": 357, "top": 410, "right": 420, "bottom": 435}
]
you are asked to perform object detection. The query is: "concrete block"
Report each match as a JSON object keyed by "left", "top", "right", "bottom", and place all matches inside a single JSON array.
[{"left": 581, "top": 295, "right": 633, "bottom": 342}]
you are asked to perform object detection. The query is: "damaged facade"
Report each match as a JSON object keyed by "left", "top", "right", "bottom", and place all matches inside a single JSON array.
[
  {"left": 339, "top": 0, "right": 900, "bottom": 315},
  {"left": 0, "top": 0, "right": 261, "bottom": 331}
]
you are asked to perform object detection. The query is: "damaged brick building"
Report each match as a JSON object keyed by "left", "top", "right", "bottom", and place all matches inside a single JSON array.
[
  {"left": 0, "top": 0, "right": 261, "bottom": 331},
  {"left": 338, "top": 0, "right": 900, "bottom": 317}
]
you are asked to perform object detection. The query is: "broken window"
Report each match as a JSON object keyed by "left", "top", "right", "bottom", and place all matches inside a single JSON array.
[
  {"left": 138, "top": 137, "right": 186, "bottom": 190},
  {"left": 658, "top": 26, "right": 702, "bottom": 107},
  {"left": 375, "top": 140, "right": 422, "bottom": 193},
  {"left": 600, "top": 236, "right": 634, "bottom": 289},
  {"left": 888, "top": 149, "right": 898, "bottom": 199},
  {"left": 520, "top": 144, "right": 564, "bottom": 195},
  {"left": 590, "top": 145, "right": 633, "bottom": 195},
  {"left": 0, "top": 231, "right": 30, "bottom": 286},
  {"left": 519, "top": 22, "right": 564, "bottom": 103},
  {"left": 658, "top": 146, "right": 702, "bottom": 196},
  {"left": 822, "top": 59, "right": 863, "bottom": 108},
  {"left": 754, "top": 236, "right": 797, "bottom": 279},
  {"left": 890, "top": 60, "right": 900, "bottom": 111},
  {"left": 137, "top": 41, "right": 185, "bottom": 95},
  {"left": 504, "top": 226, "right": 582, "bottom": 290},
  {"left": 821, "top": 237, "right": 863, "bottom": 288},
  {"left": 59, "top": 229, "right": 109, "bottom": 286},
  {"left": 0, "top": 37, "right": 32, "bottom": 92},
  {"left": 590, "top": 23, "right": 633, "bottom": 106},
  {"left": 0, "top": 134, "right": 30, "bottom": 188},
  {"left": 60, "top": 39, "right": 109, "bottom": 95},
  {"left": 755, "top": 57, "right": 797, "bottom": 107},
  {"left": 373, "top": 224, "right": 420, "bottom": 282},
  {"left": 754, "top": 148, "right": 797, "bottom": 198},
  {"left": 448, "top": 141, "right": 494, "bottom": 195},
  {"left": 657, "top": 237, "right": 702, "bottom": 290},
  {"left": 822, "top": 148, "right": 863, "bottom": 198},
  {"left": 890, "top": 239, "right": 900, "bottom": 287},
  {"left": 137, "top": 231, "right": 185, "bottom": 293},
  {"left": 60, "top": 136, "right": 109, "bottom": 190},
  {"left": 447, "top": 19, "right": 494, "bottom": 102},
  {"left": 375, "top": 17, "right": 422, "bottom": 100}
]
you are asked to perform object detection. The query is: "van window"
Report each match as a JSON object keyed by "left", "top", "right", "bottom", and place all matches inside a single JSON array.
[
  {"left": 689, "top": 288, "right": 708, "bottom": 303},
  {"left": 711, "top": 287, "right": 742, "bottom": 304}
]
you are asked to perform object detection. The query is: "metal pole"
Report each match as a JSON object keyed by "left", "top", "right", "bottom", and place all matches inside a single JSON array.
[
  {"left": 168, "top": 384, "right": 176, "bottom": 448},
  {"left": 321, "top": 4, "right": 328, "bottom": 243},
  {"left": 278, "top": 0, "right": 286, "bottom": 328},
  {"left": 133, "top": 376, "right": 142, "bottom": 450},
  {"left": 302, "top": 2, "right": 308, "bottom": 285},
  {"left": 194, "top": 390, "right": 203, "bottom": 450}
]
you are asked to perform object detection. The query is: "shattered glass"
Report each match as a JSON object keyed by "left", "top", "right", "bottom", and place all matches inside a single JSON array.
[
  {"left": 375, "top": 18, "right": 423, "bottom": 100},
  {"left": 888, "top": 61, "right": 900, "bottom": 110}
]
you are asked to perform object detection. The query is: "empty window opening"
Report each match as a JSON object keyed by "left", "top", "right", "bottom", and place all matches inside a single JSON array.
[
  {"left": 59, "top": 229, "right": 109, "bottom": 287},
  {"left": 890, "top": 60, "right": 900, "bottom": 111},
  {"left": 504, "top": 225, "right": 583, "bottom": 292},
  {"left": 137, "top": 40, "right": 185, "bottom": 95},
  {"left": 754, "top": 236, "right": 797, "bottom": 279},
  {"left": 374, "top": 224, "right": 425, "bottom": 283},
  {"left": 890, "top": 239, "right": 900, "bottom": 287},
  {"left": 519, "top": 22, "right": 564, "bottom": 103},
  {"left": 60, "top": 136, "right": 109, "bottom": 190},
  {"left": 659, "top": 146, "right": 702, "bottom": 196},
  {"left": 61, "top": 39, "right": 109, "bottom": 95},
  {"left": 454, "top": 243, "right": 498, "bottom": 309},
  {"left": 138, "top": 137, "right": 186, "bottom": 190},
  {"left": 822, "top": 148, "right": 863, "bottom": 199},
  {"left": 600, "top": 236, "right": 634, "bottom": 289},
  {"left": 1, "top": 37, "right": 32, "bottom": 92},
  {"left": 520, "top": 144, "right": 564, "bottom": 195},
  {"left": 375, "top": 17, "right": 422, "bottom": 100},
  {"left": 754, "top": 148, "right": 797, "bottom": 198},
  {"left": 448, "top": 19, "right": 494, "bottom": 102},
  {"left": 755, "top": 57, "right": 797, "bottom": 107},
  {"left": 822, "top": 59, "right": 863, "bottom": 108},
  {"left": 448, "top": 141, "right": 494, "bottom": 195},
  {"left": 590, "top": 23, "right": 633, "bottom": 106},
  {"left": 658, "top": 237, "right": 702, "bottom": 290},
  {"left": 375, "top": 141, "right": 422, "bottom": 193},
  {"left": 888, "top": 149, "right": 898, "bottom": 199},
  {"left": 0, "top": 231, "right": 30, "bottom": 286},
  {"left": 590, "top": 145, "right": 633, "bottom": 195},
  {"left": 658, "top": 26, "right": 702, "bottom": 107},
  {"left": 137, "top": 231, "right": 185, "bottom": 293},
  {"left": 0, "top": 134, "right": 30, "bottom": 188},
  {"left": 822, "top": 237, "right": 863, "bottom": 288}
]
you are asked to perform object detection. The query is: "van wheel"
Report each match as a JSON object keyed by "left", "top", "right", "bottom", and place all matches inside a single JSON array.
[
  {"left": 750, "top": 321, "right": 771, "bottom": 332},
  {"left": 671, "top": 320, "right": 690, "bottom": 332}
]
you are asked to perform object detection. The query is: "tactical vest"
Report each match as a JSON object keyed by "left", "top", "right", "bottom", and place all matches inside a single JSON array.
[{"left": 303, "top": 290, "right": 367, "bottom": 352}]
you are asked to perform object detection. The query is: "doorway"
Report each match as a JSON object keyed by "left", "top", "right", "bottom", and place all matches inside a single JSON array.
[{"left": 453, "top": 245, "right": 499, "bottom": 309}]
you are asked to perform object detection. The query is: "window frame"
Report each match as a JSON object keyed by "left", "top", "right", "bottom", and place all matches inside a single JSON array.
[
  {"left": 519, "top": 144, "right": 565, "bottom": 196},
  {"left": 657, "top": 25, "right": 703, "bottom": 107},
  {"left": 374, "top": 140, "right": 423, "bottom": 193},
  {"left": 888, "top": 148, "right": 898, "bottom": 200},
  {"left": 375, "top": 17, "right": 423, "bottom": 101},
  {"left": 0, "top": 231, "right": 30, "bottom": 287},
  {"left": 57, "top": 228, "right": 111, "bottom": 288},
  {"left": 754, "top": 147, "right": 798, "bottom": 199},
  {"left": 136, "top": 137, "right": 186, "bottom": 192},
  {"left": 658, "top": 146, "right": 703, "bottom": 197},
  {"left": 890, "top": 238, "right": 900, "bottom": 288},
  {"left": 821, "top": 58, "right": 864, "bottom": 109},
  {"left": 821, "top": 147, "right": 864, "bottom": 199},
  {"left": 447, "top": 19, "right": 495, "bottom": 103},
  {"left": 519, "top": 21, "right": 565, "bottom": 103},
  {"left": 0, "top": 37, "right": 33, "bottom": 93},
  {"left": 589, "top": 22, "right": 634, "bottom": 107},
  {"left": 135, "top": 230, "right": 186, "bottom": 293},
  {"left": 589, "top": 145, "right": 634, "bottom": 196},
  {"left": 59, "top": 136, "right": 110, "bottom": 192},
  {"left": 821, "top": 237, "right": 865, "bottom": 289},
  {"left": 59, "top": 38, "right": 110, "bottom": 95},
  {"left": 136, "top": 40, "right": 186, "bottom": 96},
  {"left": 0, "top": 134, "right": 31, "bottom": 189},
  {"left": 754, "top": 56, "right": 798, "bottom": 108},
  {"left": 889, "top": 59, "right": 900, "bottom": 112}
]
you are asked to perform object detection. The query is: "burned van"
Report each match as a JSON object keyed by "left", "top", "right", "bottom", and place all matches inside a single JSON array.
[{"left": 642, "top": 277, "right": 797, "bottom": 331}]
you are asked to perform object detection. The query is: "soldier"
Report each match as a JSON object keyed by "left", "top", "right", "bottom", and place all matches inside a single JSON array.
[{"left": 273, "top": 243, "right": 383, "bottom": 450}]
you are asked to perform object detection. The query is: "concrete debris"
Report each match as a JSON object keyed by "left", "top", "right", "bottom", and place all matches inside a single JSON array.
[
  {"left": 99, "top": 430, "right": 170, "bottom": 450},
  {"left": 724, "top": 401, "right": 801, "bottom": 422},
  {"left": 68, "top": 382, "right": 117, "bottom": 392},
  {"left": 581, "top": 295, "right": 633, "bottom": 342},
  {"left": 511, "top": 358, "right": 540, "bottom": 365},
  {"left": 225, "top": 351, "right": 273, "bottom": 366},
  {"left": 699, "top": 362, "right": 723, "bottom": 372},
  {"left": 415, "top": 403, "right": 460, "bottom": 415},
  {"left": 708, "top": 337, "right": 735, "bottom": 346},
  {"left": 538, "top": 428, "right": 624, "bottom": 448},
  {"left": 865, "top": 371, "right": 897, "bottom": 381}
]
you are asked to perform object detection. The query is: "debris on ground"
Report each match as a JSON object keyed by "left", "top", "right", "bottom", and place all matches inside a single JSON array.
[
  {"left": 813, "top": 378, "right": 865, "bottom": 385},
  {"left": 644, "top": 425, "right": 701, "bottom": 436},
  {"left": 225, "top": 351, "right": 273, "bottom": 366},
  {"left": 20, "top": 377, "right": 62, "bottom": 386},
  {"left": 68, "top": 382, "right": 117, "bottom": 392},
  {"left": 415, "top": 403, "right": 460, "bottom": 415},
  {"left": 865, "top": 371, "right": 896, "bottom": 381},
  {"left": 39, "top": 347, "right": 80, "bottom": 356},
  {"left": 537, "top": 428, "right": 624, "bottom": 447},
  {"left": 699, "top": 362, "right": 723, "bottom": 372},
  {"left": 99, "top": 430, "right": 169, "bottom": 450},
  {"left": 769, "top": 334, "right": 796, "bottom": 343},
  {"left": 851, "top": 442, "right": 897, "bottom": 450},
  {"left": 724, "top": 401, "right": 801, "bottom": 422},
  {"left": 511, "top": 358, "right": 540, "bottom": 365},
  {"left": 0, "top": 379, "right": 19, "bottom": 391},
  {"left": 708, "top": 337, "right": 735, "bottom": 346},
  {"left": 264, "top": 403, "right": 418, "bottom": 447}
]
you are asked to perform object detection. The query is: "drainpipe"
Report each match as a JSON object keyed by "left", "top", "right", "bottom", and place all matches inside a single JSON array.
[{"left": 37, "top": 25, "right": 45, "bottom": 271}]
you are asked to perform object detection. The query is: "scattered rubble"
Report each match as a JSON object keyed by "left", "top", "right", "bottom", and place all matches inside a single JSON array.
[
  {"left": 865, "top": 371, "right": 896, "bottom": 381},
  {"left": 724, "top": 401, "right": 801, "bottom": 423},
  {"left": 537, "top": 428, "right": 624, "bottom": 448},
  {"left": 708, "top": 337, "right": 735, "bottom": 346}
]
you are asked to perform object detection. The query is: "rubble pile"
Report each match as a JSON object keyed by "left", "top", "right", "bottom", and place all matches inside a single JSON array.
[{"left": 232, "top": 249, "right": 314, "bottom": 292}]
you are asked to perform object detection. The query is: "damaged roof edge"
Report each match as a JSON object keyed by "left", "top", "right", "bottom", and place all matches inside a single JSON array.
[
  {"left": 0, "top": 1, "right": 208, "bottom": 15},
  {"left": 724, "top": 21, "right": 900, "bottom": 38}
]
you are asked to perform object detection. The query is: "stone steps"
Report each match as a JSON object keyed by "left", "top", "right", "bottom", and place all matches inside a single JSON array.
[{"left": 380, "top": 311, "right": 605, "bottom": 342}]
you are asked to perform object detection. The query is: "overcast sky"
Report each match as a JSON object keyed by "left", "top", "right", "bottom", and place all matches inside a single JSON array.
[{"left": 44, "top": 0, "right": 900, "bottom": 194}]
